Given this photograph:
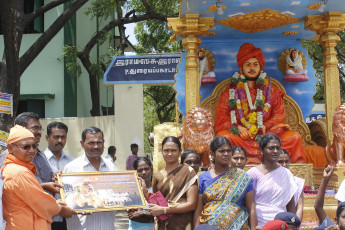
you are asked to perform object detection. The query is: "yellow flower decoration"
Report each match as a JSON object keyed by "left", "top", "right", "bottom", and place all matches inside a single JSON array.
[
  {"left": 249, "top": 125, "right": 258, "bottom": 136},
  {"left": 264, "top": 78, "right": 269, "bottom": 87},
  {"left": 263, "top": 104, "right": 270, "bottom": 112},
  {"left": 243, "top": 109, "right": 249, "bottom": 117},
  {"left": 246, "top": 112, "right": 257, "bottom": 124},
  {"left": 240, "top": 118, "right": 250, "bottom": 128},
  {"left": 237, "top": 82, "right": 244, "bottom": 88}
]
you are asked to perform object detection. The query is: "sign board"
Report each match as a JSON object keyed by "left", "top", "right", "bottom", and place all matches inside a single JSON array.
[
  {"left": 104, "top": 55, "right": 181, "bottom": 85},
  {"left": 0, "top": 92, "right": 13, "bottom": 116},
  {"left": 305, "top": 113, "right": 326, "bottom": 124},
  {"left": 0, "top": 130, "right": 9, "bottom": 147}
]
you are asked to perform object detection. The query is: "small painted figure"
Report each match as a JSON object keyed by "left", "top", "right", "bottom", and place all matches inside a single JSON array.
[
  {"left": 198, "top": 49, "right": 217, "bottom": 85},
  {"left": 283, "top": 49, "right": 309, "bottom": 82},
  {"left": 286, "top": 49, "right": 307, "bottom": 75}
]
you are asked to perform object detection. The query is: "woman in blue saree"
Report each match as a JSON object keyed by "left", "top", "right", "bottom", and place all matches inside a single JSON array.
[{"left": 194, "top": 136, "right": 257, "bottom": 230}]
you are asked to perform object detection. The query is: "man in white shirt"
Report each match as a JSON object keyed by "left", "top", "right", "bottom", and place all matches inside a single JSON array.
[
  {"left": 63, "top": 126, "right": 117, "bottom": 230},
  {"left": 44, "top": 121, "right": 74, "bottom": 230},
  {"left": 105, "top": 146, "right": 116, "bottom": 165}
]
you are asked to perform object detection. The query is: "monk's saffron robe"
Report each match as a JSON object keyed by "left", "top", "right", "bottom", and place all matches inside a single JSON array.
[
  {"left": 215, "top": 82, "right": 305, "bottom": 163},
  {"left": 2, "top": 154, "right": 61, "bottom": 230}
]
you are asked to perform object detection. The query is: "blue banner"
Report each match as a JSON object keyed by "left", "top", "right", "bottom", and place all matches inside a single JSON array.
[{"left": 104, "top": 55, "right": 181, "bottom": 85}]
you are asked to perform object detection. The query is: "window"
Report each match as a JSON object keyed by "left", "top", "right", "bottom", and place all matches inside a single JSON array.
[{"left": 0, "top": 0, "right": 44, "bottom": 34}]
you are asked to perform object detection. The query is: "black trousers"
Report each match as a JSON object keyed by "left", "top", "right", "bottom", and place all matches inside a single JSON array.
[{"left": 51, "top": 218, "right": 67, "bottom": 230}]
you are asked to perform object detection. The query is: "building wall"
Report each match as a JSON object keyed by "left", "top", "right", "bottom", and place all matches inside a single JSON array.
[
  {"left": 39, "top": 116, "right": 116, "bottom": 159},
  {"left": 0, "top": 3, "right": 65, "bottom": 118},
  {"left": 0, "top": 1, "right": 118, "bottom": 119}
]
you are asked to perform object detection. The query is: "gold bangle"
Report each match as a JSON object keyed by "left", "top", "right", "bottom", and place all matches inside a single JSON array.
[{"left": 164, "top": 207, "right": 167, "bottom": 215}]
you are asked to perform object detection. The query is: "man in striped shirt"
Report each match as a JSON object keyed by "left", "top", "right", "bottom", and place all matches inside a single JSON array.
[
  {"left": 63, "top": 126, "right": 117, "bottom": 230},
  {"left": 44, "top": 121, "right": 74, "bottom": 230}
]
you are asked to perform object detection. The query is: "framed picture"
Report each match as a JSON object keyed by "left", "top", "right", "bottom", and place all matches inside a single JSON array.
[{"left": 57, "top": 171, "right": 146, "bottom": 213}]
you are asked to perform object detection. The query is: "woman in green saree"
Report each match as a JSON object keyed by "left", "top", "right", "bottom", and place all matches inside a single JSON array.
[{"left": 194, "top": 136, "right": 257, "bottom": 230}]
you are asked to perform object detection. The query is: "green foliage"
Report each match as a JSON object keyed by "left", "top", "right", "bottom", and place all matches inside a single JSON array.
[
  {"left": 84, "top": 0, "right": 117, "bottom": 20},
  {"left": 128, "top": 0, "right": 181, "bottom": 53},
  {"left": 228, "top": 99, "right": 236, "bottom": 108},
  {"left": 134, "top": 21, "right": 181, "bottom": 53},
  {"left": 143, "top": 85, "right": 176, "bottom": 152},
  {"left": 127, "top": 0, "right": 181, "bottom": 152},
  {"left": 99, "top": 47, "right": 122, "bottom": 66},
  {"left": 229, "top": 126, "right": 240, "bottom": 136},
  {"left": 62, "top": 45, "right": 82, "bottom": 77},
  {"left": 302, "top": 30, "right": 345, "bottom": 102},
  {"left": 63, "top": 45, "right": 121, "bottom": 79}
]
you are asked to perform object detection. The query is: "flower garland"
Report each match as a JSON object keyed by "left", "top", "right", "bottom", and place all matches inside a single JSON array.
[
  {"left": 286, "top": 54, "right": 302, "bottom": 68},
  {"left": 228, "top": 71, "right": 272, "bottom": 141}
]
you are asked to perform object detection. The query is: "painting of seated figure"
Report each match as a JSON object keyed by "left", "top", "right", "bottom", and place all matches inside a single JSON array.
[{"left": 278, "top": 48, "right": 309, "bottom": 82}]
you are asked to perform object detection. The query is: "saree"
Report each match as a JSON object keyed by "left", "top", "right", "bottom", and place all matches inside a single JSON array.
[
  {"left": 152, "top": 165, "right": 198, "bottom": 230},
  {"left": 294, "top": 176, "right": 305, "bottom": 207},
  {"left": 247, "top": 166, "right": 298, "bottom": 227},
  {"left": 199, "top": 168, "right": 253, "bottom": 230}
]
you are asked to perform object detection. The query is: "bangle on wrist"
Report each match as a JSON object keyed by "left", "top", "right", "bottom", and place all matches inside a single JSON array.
[{"left": 163, "top": 207, "right": 167, "bottom": 215}]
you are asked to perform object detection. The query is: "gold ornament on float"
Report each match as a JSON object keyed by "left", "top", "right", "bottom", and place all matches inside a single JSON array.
[{"left": 182, "top": 107, "right": 214, "bottom": 167}]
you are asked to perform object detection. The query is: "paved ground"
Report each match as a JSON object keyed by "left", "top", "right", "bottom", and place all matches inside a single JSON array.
[{"left": 115, "top": 210, "right": 129, "bottom": 229}]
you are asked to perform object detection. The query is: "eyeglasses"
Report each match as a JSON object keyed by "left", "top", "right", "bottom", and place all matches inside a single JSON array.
[
  {"left": 12, "top": 143, "right": 38, "bottom": 151},
  {"left": 29, "top": 126, "right": 44, "bottom": 131}
]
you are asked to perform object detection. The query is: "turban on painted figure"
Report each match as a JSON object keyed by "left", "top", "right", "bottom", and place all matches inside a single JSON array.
[{"left": 215, "top": 43, "right": 305, "bottom": 164}]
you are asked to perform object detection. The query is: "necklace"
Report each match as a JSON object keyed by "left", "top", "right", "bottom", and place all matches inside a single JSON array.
[{"left": 228, "top": 71, "right": 272, "bottom": 141}]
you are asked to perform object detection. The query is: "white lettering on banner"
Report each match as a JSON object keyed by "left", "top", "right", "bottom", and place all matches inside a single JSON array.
[
  {"left": 158, "top": 59, "right": 167, "bottom": 65},
  {"left": 115, "top": 60, "right": 125, "bottom": 66},
  {"left": 125, "top": 69, "right": 129, "bottom": 75}
]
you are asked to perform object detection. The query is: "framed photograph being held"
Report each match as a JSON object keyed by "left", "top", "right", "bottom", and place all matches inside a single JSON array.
[{"left": 57, "top": 171, "right": 146, "bottom": 213}]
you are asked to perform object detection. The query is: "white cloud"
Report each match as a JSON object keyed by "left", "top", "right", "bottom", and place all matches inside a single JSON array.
[
  {"left": 294, "top": 88, "right": 312, "bottom": 95},
  {"left": 262, "top": 47, "right": 279, "bottom": 53}
]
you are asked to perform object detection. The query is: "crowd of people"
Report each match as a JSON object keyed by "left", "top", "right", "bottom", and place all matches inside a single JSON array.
[{"left": 0, "top": 111, "right": 343, "bottom": 230}]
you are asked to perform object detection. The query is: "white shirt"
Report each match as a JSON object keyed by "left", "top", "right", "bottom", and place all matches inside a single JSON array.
[
  {"left": 105, "top": 154, "right": 116, "bottom": 167},
  {"left": 63, "top": 154, "right": 117, "bottom": 230},
  {"left": 44, "top": 148, "right": 75, "bottom": 222},
  {"left": 336, "top": 179, "right": 345, "bottom": 202}
]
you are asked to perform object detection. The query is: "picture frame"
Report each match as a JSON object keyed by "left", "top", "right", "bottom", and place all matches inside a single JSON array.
[{"left": 57, "top": 171, "right": 146, "bottom": 213}]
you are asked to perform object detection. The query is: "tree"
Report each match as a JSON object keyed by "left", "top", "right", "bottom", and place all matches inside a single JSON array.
[
  {"left": 302, "top": 30, "right": 345, "bottom": 102},
  {"left": 0, "top": 0, "right": 89, "bottom": 132},
  {"left": 63, "top": 0, "right": 178, "bottom": 116},
  {"left": 129, "top": 0, "right": 181, "bottom": 152},
  {"left": 143, "top": 85, "right": 177, "bottom": 152}
]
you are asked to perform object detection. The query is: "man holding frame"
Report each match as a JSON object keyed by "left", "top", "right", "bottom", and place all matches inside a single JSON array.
[{"left": 63, "top": 127, "right": 117, "bottom": 230}]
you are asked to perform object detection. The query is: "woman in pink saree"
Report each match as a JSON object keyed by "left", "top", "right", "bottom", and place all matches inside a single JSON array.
[{"left": 247, "top": 134, "right": 298, "bottom": 227}]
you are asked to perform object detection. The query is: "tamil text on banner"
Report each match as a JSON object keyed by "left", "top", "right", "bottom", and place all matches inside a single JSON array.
[{"left": 104, "top": 55, "right": 181, "bottom": 85}]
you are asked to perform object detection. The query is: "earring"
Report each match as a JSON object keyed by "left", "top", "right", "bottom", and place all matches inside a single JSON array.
[{"left": 209, "top": 154, "right": 214, "bottom": 162}]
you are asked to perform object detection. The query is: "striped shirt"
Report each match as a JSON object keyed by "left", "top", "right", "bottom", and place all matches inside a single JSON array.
[
  {"left": 44, "top": 148, "right": 74, "bottom": 222},
  {"left": 33, "top": 149, "right": 54, "bottom": 184},
  {"left": 63, "top": 154, "right": 117, "bottom": 230}
]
